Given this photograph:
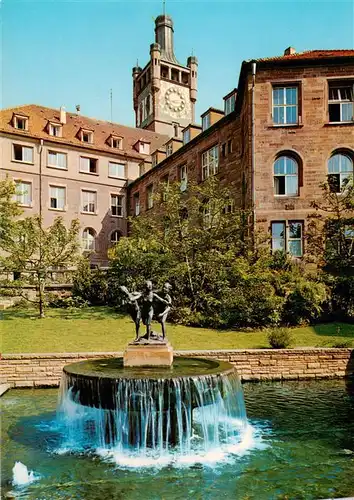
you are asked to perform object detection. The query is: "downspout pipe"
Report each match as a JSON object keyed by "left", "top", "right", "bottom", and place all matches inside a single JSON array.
[{"left": 251, "top": 61, "right": 256, "bottom": 246}]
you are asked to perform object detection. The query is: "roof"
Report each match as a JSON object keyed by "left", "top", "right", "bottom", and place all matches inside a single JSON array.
[
  {"left": 0, "top": 104, "right": 169, "bottom": 160},
  {"left": 254, "top": 49, "right": 354, "bottom": 63}
]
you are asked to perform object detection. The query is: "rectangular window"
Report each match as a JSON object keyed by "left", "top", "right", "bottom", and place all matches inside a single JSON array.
[
  {"left": 80, "top": 156, "right": 97, "bottom": 174},
  {"left": 111, "top": 194, "right": 123, "bottom": 217},
  {"left": 139, "top": 163, "right": 145, "bottom": 177},
  {"left": 161, "top": 175, "right": 169, "bottom": 202},
  {"left": 50, "top": 186, "right": 66, "bottom": 210},
  {"left": 47, "top": 151, "right": 67, "bottom": 169},
  {"left": 139, "top": 142, "right": 150, "bottom": 155},
  {"left": 202, "top": 145, "right": 219, "bottom": 180},
  {"left": 14, "top": 116, "right": 28, "bottom": 130},
  {"left": 328, "top": 82, "right": 354, "bottom": 122},
  {"left": 225, "top": 94, "right": 236, "bottom": 115},
  {"left": 202, "top": 114, "right": 211, "bottom": 131},
  {"left": 15, "top": 181, "right": 32, "bottom": 206},
  {"left": 147, "top": 184, "right": 154, "bottom": 209},
  {"left": 108, "top": 161, "right": 125, "bottom": 178},
  {"left": 166, "top": 143, "right": 173, "bottom": 157},
  {"left": 134, "top": 192, "right": 140, "bottom": 215},
  {"left": 111, "top": 137, "right": 122, "bottom": 149},
  {"left": 271, "top": 221, "right": 303, "bottom": 257},
  {"left": 152, "top": 154, "right": 158, "bottom": 168},
  {"left": 180, "top": 164, "right": 187, "bottom": 192},
  {"left": 273, "top": 86, "right": 298, "bottom": 125},
  {"left": 49, "top": 124, "right": 62, "bottom": 137},
  {"left": 221, "top": 143, "right": 226, "bottom": 157},
  {"left": 183, "top": 129, "right": 190, "bottom": 145},
  {"left": 13, "top": 144, "right": 33, "bottom": 163},
  {"left": 81, "top": 130, "right": 93, "bottom": 143},
  {"left": 82, "top": 190, "right": 96, "bottom": 213}
]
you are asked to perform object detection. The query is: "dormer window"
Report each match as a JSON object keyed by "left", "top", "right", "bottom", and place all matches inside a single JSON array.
[
  {"left": 152, "top": 154, "right": 158, "bottom": 167},
  {"left": 13, "top": 115, "right": 28, "bottom": 130},
  {"left": 202, "top": 114, "right": 211, "bottom": 131},
  {"left": 136, "top": 140, "right": 150, "bottom": 155},
  {"left": 183, "top": 129, "right": 190, "bottom": 145},
  {"left": 224, "top": 93, "right": 236, "bottom": 115},
  {"left": 80, "top": 129, "right": 94, "bottom": 144},
  {"left": 48, "top": 123, "right": 62, "bottom": 137},
  {"left": 109, "top": 135, "right": 123, "bottom": 149},
  {"left": 166, "top": 143, "right": 173, "bottom": 157}
]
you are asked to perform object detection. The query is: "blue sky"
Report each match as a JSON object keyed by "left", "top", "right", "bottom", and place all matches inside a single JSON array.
[{"left": 2, "top": 0, "right": 353, "bottom": 126}]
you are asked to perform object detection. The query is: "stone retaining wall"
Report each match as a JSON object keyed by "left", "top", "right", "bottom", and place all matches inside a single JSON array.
[{"left": 1, "top": 348, "right": 353, "bottom": 388}]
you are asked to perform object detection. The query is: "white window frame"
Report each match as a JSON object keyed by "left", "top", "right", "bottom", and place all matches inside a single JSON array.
[
  {"left": 272, "top": 86, "right": 299, "bottom": 125},
  {"left": 146, "top": 184, "right": 154, "bottom": 210},
  {"left": 80, "top": 156, "right": 98, "bottom": 174},
  {"left": 110, "top": 194, "right": 123, "bottom": 217},
  {"left": 82, "top": 228, "right": 96, "bottom": 251},
  {"left": 139, "top": 141, "right": 150, "bottom": 155},
  {"left": 110, "top": 136, "right": 123, "bottom": 149},
  {"left": 273, "top": 156, "right": 299, "bottom": 196},
  {"left": 328, "top": 82, "right": 354, "bottom": 123},
  {"left": 134, "top": 193, "right": 140, "bottom": 215},
  {"left": 166, "top": 143, "right": 173, "bottom": 157},
  {"left": 47, "top": 150, "right": 67, "bottom": 169},
  {"left": 328, "top": 153, "right": 353, "bottom": 193},
  {"left": 224, "top": 94, "right": 236, "bottom": 115},
  {"left": 183, "top": 129, "right": 190, "bottom": 145},
  {"left": 81, "top": 190, "right": 97, "bottom": 214},
  {"left": 12, "top": 144, "right": 34, "bottom": 164},
  {"left": 271, "top": 220, "right": 303, "bottom": 257},
  {"left": 49, "top": 123, "right": 62, "bottom": 137},
  {"left": 49, "top": 185, "right": 66, "bottom": 211},
  {"left": 15, "top": 181, "right": 32, "bottom": 207},
  {"left": 202, "top": 114, "right": 211, "bottom": 131},
  {"left": 80, "top": 129, "right": 94, "bottom": 144},
  {"left": 202, "top": 145, "right": 219, "bottom": 180},
  {"left": 180, "top": 164, "right": 187, "bottom": 192},
  {"left": 110, "top": 230, "right": 121, "bottom": 245},
  {"left": 14, "top": 115, "right": 28, "bottom": 130},
  {"left": 108, "top": 161, "right": 125, "bottom": 179}
]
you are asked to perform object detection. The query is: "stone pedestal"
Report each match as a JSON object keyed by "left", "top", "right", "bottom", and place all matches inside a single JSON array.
[{"left": 123, "top": 342, "right": 174, "bottom": 367}]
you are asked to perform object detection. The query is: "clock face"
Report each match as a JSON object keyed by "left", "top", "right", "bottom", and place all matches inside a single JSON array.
[{"left": 165, "top": 87, "right": 185, "bottom": 112}]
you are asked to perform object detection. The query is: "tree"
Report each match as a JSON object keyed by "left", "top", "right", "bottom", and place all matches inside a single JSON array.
[
  {"left": 0, "top": 177, "right": 22, "bottom": 243},
  {"left": 306, "top": 180, "right": 354, "bottom": 319},
  {"left": 306, "top": 180, "right": 354, "bottom": 272},
  {"left": 0, "top": 216, "right": 80, "bottom": 317}
]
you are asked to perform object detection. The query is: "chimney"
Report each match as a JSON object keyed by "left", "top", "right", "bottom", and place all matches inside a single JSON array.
[
  {"left": 76, "top": 104, "right": 81, "bottom": 114},
  {"left": 60, "top": 106, "right": 66, "bottom": 124},
  {"left": 284, "top": 47, "right": 296, "bottom": 56}
]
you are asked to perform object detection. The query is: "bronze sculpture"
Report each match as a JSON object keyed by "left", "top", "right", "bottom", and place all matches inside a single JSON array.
[{"left": 120, "top": 280, "right": 172, "bottom": 343}]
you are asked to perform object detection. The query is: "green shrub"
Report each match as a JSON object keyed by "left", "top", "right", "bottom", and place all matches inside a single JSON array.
[
  {"left": 331, "top": 340, "right": 352, "bottom": 348},
  {"left": 72, "top": 259, "right": 108, "bottom": 306},
  {"left": 267, "top": 327, "right": 293, "bottom": 349},
  {"left": 281, "top": 279, "right": 327, "bottom": 325},
  {"left": 49, "top": 295, "right": 88, "bottom": 309}
]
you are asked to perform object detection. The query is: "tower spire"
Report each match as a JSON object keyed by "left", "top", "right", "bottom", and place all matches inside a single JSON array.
[{"left": 163, "top": 0, "right": 166, "bottom": 15}]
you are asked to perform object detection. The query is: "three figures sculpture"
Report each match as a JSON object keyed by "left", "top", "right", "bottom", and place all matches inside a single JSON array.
[{"left": 120, "top": 281, "right": 172, "bottom": 343}]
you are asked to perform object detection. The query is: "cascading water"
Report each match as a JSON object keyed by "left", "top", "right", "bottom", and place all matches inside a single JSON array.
[{"left": 56, "top": 357, "right": 252, "bottom": 466}]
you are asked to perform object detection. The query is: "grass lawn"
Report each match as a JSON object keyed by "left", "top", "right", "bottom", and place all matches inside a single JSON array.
[{"left": 1, "top": 306, "right": 354, "bottom": 353}]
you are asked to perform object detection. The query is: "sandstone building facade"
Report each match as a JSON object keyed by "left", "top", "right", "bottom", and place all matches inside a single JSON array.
[{"left": 1, "top": 11, "right": 353, "bottom": 265}]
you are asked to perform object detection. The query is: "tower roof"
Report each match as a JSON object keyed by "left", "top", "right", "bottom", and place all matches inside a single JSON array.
[{"left": 154, "top": 14, "right": 181, "bottom": 65}]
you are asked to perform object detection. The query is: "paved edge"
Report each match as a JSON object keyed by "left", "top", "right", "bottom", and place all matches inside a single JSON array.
[{"left": 0, "top": 383, "right": 10, "bottom": 397}]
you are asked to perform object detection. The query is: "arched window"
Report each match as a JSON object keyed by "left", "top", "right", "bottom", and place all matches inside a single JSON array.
[
  {"left": 82, "top": 228, "right": 96, "bottom": 251},
  {"left": 328, "top": 152, "right": 353, "bottom": 193},
  {"left": 274, "top": 155, "right": 299, "bottom": 196},
  {"left": 110, "top": 230, "right": 121, "bottom": 245}
]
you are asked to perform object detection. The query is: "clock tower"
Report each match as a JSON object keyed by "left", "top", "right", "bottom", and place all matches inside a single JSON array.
[{"left": 132, "top": 13, "right": 198, "bottom": 138}]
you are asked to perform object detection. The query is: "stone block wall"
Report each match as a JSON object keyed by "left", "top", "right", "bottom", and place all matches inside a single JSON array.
[{"left": 1, "top": 348, "right": 353, "bottom": 388}]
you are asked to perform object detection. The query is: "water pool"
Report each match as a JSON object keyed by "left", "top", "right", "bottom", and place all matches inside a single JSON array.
[{"left": 1, "top": 379, "right": 354, "bottom": 499}]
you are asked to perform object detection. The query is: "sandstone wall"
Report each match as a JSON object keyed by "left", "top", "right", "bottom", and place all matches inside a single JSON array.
[{"left": 1, "top": 348, "right": 353, "bottom": 388}]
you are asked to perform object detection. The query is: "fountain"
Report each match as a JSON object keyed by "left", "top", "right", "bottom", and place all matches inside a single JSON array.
[{"left": 57, "top": 281, "right": 249, "bottom": 463}]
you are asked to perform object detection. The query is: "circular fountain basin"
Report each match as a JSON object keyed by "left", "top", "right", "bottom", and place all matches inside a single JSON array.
[
  {"left": 60, "top": 356, "right": 244, "bottom": 449},
  {"left": 63, "top": 356, "right": 236, "bottom": 410}
]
